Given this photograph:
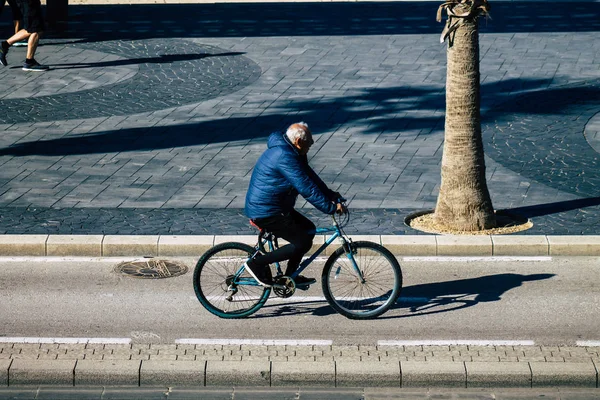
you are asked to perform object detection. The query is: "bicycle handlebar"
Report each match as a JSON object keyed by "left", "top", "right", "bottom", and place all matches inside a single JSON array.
[{"left": 332, "top": 196, "right": 350, "bottom": 227}]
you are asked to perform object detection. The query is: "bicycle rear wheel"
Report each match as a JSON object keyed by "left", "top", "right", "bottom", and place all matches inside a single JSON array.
[
  {"left": 322, "top": 241, "right": 402, "bottom": 319},
  {"left": 193, "top": 242, "right": 270, "bottom": 318}
]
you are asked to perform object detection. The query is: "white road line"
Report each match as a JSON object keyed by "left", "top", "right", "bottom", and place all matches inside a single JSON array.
[
  {"left": 378, "top": 340, "right": 536, "bottom": 346},
  {"left": 0, "top": 337, "right": 131, "bottom": 344},
  {"left": 175, "top": 338, "right": 333, "bottom": 346},
  {"left": 402, "top": 256, "right": 552, "bottom": 262},
  {"left": 576, "top": 341, "right": 600, "bottom": 347},
  {"left": 0, "top": 257, "right": 153, "bottom": 263}
]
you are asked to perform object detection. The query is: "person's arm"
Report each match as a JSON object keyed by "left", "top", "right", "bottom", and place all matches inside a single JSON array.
[{"left": 278, "top": 155, "right": 337, "bottom": 215}]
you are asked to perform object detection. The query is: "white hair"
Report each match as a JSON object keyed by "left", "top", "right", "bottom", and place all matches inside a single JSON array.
[{"left": 285, "top": 122, "right": 310, "bottom": 143}]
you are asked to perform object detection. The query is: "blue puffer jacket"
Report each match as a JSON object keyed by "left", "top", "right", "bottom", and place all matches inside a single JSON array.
[{"left": 245, "top": 131, "right": 337, "bottom": 219}]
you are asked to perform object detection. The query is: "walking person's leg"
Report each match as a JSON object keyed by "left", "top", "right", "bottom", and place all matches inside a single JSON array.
[
  {"left": 7, "top": 0, "right": 27, "bottom": 46},
  {"left": 20, "top": 0, "right": 46, "bottom": 70},
  {"left": 24, "top": 30, "right": 38, "bottom": 58},
  {"left": 0, "top": 0, "right": 29, "bottom": 66}
]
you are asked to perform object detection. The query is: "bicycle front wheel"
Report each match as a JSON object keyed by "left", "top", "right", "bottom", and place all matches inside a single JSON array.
[
  {"left": 193, "top": 242, "right": 270, "bottom": 318},
  {"left": 322, "top": 241, "right": 402, "bottom": 319}
]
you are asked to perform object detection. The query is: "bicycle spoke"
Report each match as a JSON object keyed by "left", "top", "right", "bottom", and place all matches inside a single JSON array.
[
  {"left": 323, "top": 241, "right": 402, "bottom": 319},
  {"left": 193, "top": 242, "right": 269, "bottom": 318}
]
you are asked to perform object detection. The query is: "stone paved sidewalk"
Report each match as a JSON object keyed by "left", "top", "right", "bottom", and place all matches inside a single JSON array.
[
  {"left": 1, "top": 342, "right": 599, "bottom": 387},
  {"left": 0, "top": 1, "right": 598, "bottom": 236},
  {"left": 3, "top": 342, "right": 600, "bottom": 363}
]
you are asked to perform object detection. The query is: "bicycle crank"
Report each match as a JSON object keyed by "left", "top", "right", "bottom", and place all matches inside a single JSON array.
[{"left": 272, "top": 276, "right": 296, "bottom": 298}]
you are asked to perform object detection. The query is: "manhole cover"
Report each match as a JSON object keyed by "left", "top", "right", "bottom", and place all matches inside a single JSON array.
[{"left": 115, "top": 259, "right": 188, "bottom": 279}]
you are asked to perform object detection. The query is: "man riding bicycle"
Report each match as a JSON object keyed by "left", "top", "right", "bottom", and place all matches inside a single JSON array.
[{"left": 244, "top": 122, "right": 345, "bottom": 287}]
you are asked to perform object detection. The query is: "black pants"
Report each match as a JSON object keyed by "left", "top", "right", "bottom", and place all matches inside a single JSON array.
[{"left": 251, "top": 210, "right": 316, "bottom": 276}]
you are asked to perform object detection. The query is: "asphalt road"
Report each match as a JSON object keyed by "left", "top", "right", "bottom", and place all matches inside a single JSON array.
[{"left": 1, "top": 255, "right": 599, "bottom": 346}]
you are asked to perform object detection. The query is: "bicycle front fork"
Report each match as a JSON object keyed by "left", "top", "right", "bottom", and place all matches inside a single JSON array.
[{"left": 339, "top": 239, "right": 365, "bottom": 283}]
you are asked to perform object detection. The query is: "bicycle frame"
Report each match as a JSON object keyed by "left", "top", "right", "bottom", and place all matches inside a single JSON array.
[{"left": 232, "top": 216, "right": 364, "bottom": 287}]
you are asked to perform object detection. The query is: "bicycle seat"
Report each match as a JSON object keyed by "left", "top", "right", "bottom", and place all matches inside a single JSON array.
[
  {"left": 249, "top": 220, "right": 279, "bottom": 251},
  {"left": 249, "top": 219, "right": 263, "bottom": 232}
]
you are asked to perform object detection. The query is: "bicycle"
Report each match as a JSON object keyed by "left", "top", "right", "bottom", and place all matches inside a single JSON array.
[{"left": 193, "top": 204, "right": 402, "bottom": 319}]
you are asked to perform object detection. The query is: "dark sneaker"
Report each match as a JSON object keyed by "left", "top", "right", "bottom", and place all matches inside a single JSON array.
[
  {"left": 244, "top": 261, "right": 273, "bottom": 287},
  {"left": 22, "top": 59, "right": 49, "bottom": 72},
  {"left": 294, "top": 275, "right": 317, "bottom": 286},
  {"left": 12, "top": 41, "right": 28, "bottom": 48},
  {"left": 0, "top": 47, "right": 7, "bottom": 66}
]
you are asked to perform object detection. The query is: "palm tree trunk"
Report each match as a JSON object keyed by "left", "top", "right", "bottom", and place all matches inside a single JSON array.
[{"left": 434, "top": 16, "right": 496, "bottom": 231}]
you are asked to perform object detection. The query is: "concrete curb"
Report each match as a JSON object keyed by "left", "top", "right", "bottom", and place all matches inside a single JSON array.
[
  {"left": 2, "top": 344, "right": 599, "bottom": 389},
  {"left": 0, "top": 235, "right": 598, "bottom": 257},
  {"left": 4, "top": 360, "right": 599, "bottom": 388}
]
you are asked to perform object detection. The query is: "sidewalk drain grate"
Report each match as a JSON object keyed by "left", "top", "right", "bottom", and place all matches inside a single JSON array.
[{"left": 115, "top": 259, "right": 188, "bottom": 279}]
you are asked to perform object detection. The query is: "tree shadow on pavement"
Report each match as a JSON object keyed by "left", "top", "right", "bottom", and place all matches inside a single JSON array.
[
  {"left": 256, "top": 272, "right": 555, "bottom": 319},
  {"left": 503, "top": 197, "right": 600, "bottom": 219},
  {"left": 0, "top": 77, "right": 554, "bottom": 155}
]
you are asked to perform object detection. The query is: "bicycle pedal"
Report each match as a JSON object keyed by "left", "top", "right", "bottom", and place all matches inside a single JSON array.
[{"left": 295, "top": 284, "right": 311, "bottom": 291}]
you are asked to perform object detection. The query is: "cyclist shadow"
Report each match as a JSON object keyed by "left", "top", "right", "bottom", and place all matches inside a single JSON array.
[
  {"left": 257, "top": 273, "right": 555, "bottom": 318},
  {"left": 383, "top": 272, "right": 555, "bottom": 319}
]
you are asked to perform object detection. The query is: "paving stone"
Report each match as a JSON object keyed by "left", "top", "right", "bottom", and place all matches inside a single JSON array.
[
  {"left": 0, "top": 360, "right": 10, "bottom": 386},
  {"left": 530, "top": 362, "right": 598, "bottom": 388},
  {"left": 206, "top": 361, "right": 270, "bottom": 387},
  {"left": 9, "top": 354, "right": 39, "bottom": 360},
  {"left": 148, "top": 354, "right": 177, "bottom": 361},
  {"left": 300, "top": 388, "right": 364, "bottom": 400},
  {"left": 465, "top": 362, "right": 531, "bottom": 388},
  {"left": 272, "top": 361, "right": 334, "bottom": 387},
  {"left": 491, "top": 235, "right": 549, "bottom": 256},
  {"left": 336, "top": 361, "right": 400, "bottom": 387},
  {"left": 380, "top": 235, "right": 437, "bottom": 256},
  {"left": 140, "top": 360, "right": 204, "bottom": 386},
  {"left": 436, "top": 236, "right": 493, "bottom": 256},
  {"left": 547, "top": 236, "right": 600, "bottom": 256},
  {"left": 74, "top": 360, "right": 141, "bottom": 386},
  {"left": 400, "top": 361, "right": 466, "bottom": 388},
  {"left": 102, "top": 235, "right": 159, "bottom": 256},
  {"left": 35, "top": 387, "right": 105, "bottom": 400},
  {"left": 9, "top": 359, "right": 76, "bottom": 386},
  {"left": 177, "top": 355, "right": 197, "bottom": 362},
  {"left": 0, "top": 388, "right": 38, "bottom": 399},
  {"left": 231, "top": 388, "right": 297, "bottom": 400},
  {"left": 0, "top": 235, "right": 47, "bottom": 256},
  {"left": 158, "top": 235, "right": 214, "bottom": 256},
  {"left": 100, "top": 387, "right": 168, "bottom": 399},
  {"left": 46, "top": 235, "right": 104, "bottom": 257}
]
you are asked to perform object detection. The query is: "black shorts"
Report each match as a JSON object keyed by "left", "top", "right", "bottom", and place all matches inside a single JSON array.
[{"left": 15, "top": 0, "right": 44, "bottom": 33}]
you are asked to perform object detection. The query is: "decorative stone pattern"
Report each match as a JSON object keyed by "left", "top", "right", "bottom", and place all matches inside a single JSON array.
[{"left": 0, "top": 2, "right": 598, "bottom": 235}]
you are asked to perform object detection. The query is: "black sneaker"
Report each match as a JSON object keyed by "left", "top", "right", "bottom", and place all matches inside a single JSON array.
[
  {"left": 0, "top": 47, "right": 7, "bottom": 66},
  {"left": 294, "top": 275, "right": 317, "bottom": 286},
  {"left": 22, "top": 59, "right": 49, "bottom": 72},
  {"left": 244, "top": 261, "right": 273, "bottom": 287}
]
